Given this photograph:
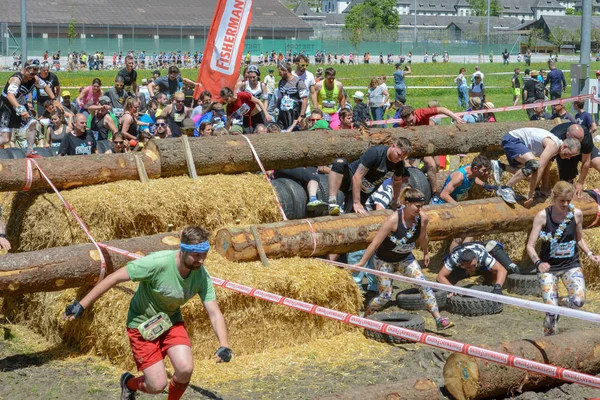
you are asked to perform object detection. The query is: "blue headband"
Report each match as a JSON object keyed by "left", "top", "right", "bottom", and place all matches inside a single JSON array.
[{"left": 180, "top": 241, "right": 210, "bottom": 253}]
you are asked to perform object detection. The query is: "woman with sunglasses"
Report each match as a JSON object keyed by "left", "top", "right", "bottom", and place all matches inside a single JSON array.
[
  {"left": 355, "top": 187, "right": 454, "bottom": 332},
  {"left": 46, "top": 110, "right": 72, "bottom": 147},
  {"left": 110, "top": 132, "right": 129, "bottom": 153},
  {"left": 76, "top": 78, "right": 103, "bottom": 115}
]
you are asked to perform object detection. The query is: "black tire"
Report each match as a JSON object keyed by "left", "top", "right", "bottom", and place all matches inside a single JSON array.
[
  {"left": 47, "top": 146, "right": 60, "bottom": 157},
  {"left": 362, "top": 312, "right": 425, "bottom": 344},
  {"left": 271, "top": 179, "right": 295, "bottom": 220},
  {"left": 407, "top": 167, "right": 431, "bottom": 204},
  {"left": 0, "top": 149, "right": 13, "bottom": 159},
  {"left": 7, "top": 148, "right": 25, "bottom": 159},
  {"left": 96, "top": 140, "right": 113, "bottom": 155},
  {"left": 314, "top": 173, "right": 344, "bottom": 217},
  {"left": 396, "top": 287, "right": 448, "bottom": 310},
  {"left": 32, "top": 147, "right": 52, "bottom": 158},
  {"left": 505, "top": 268, "right": 541, "bottom": 297},
  {"left": 447, "top": 285, "right": 503, "bottom": 316},
  {"left": 281, "top": 177, "right": 308, "bottom": 220}
]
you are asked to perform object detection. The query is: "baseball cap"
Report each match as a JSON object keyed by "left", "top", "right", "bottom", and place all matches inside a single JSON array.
[
  {"left": 182, "top": 118, "right": 195, "bottom": 130},
  {"left": 98, "top": 96, "right": 111, "bottom": 105},
  {"left": 353, "top": 91, "right": 364, "bottom": 100},
  {"left": 61, "top": 90, "right": 71, "bottom": 97},
  {"left": 248, "top": 65, "right": 259, "bottom": 73},
  {"left": 309, "top": 119, "right": 331, "bottom": 130}
]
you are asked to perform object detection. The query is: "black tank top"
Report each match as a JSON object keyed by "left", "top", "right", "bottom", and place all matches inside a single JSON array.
[
  {"left": 540, "top": 206, "right": 580, "bottom": 273},
  {"left": 375, "top": 207, "right": 421, "bottom": 263},
  {"left": 2, "top": 72, "right": 36, "bottom": 103},
  {"left": 123, "top": 112, "right": 138, "bottom": 139},
  {"left": 90, "top": 115, "right": 110, "bottom": 141},
  {"left": 167, "top": 105, "right": 186, "bottom": 137},
  {"left": 50, "top": 124, "right": 67, "bottom": 145}
]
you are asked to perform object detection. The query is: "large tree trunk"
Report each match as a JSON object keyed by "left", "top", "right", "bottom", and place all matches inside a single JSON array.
[
  {"left": 0, "top": 121, "right": 552, "bottom": 192},
  {"left": 0, "top": 233, "right": 180, "bottom": 295},
  {"left": 443, "top": 330, "right": 600, "bottom": 400},
  {"left": 315, "top": 377, "right": 440, "bottom": 400},
  {"left": 215, "top": 195, "right": 599, "bottom": 262}
]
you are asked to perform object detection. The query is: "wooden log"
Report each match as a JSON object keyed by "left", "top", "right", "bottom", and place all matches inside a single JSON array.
[
  {"left": 215, "top": 195, "right": 599, "bottom": 262},
  {"left": 0, "top": 121, "right": 552, "bottom": 192},
  {"left": 0, "top": 233, "right": 180, "bottom": 295},
  {"left": 314, "top": 377, "right": 440, "bottom": 400},
  {"left": 443, "top": 330, "right": 600, "bottom": 400}
]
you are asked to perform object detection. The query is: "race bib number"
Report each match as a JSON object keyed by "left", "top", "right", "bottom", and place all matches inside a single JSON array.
[
  {"left": 281, "top": 95, "right": 295, "bottom": 111},
  {"left": 237, "top": 103, "right": 251, "bottom": 117},
  {"left": 322, "top": 100, "right": 336, "bottom": 109},
  {"left": 138, "top": 312, "right": 172, "bottom": 341},
  {"left": 361, "top": 178, "right": 376, "bottom": 194},
  {"left": 550, "top": 240, "right": 575, "bottom": 258},
  {"left": 392, "top": 242, "right": 415, "bottom": 254}
]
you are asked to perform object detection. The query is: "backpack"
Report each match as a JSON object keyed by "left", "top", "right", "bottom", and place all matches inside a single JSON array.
[{"left": 534, "top": 81, "right": 545, "bottom": 100}]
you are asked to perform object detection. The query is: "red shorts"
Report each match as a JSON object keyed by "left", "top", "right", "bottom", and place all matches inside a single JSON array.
[{"left": 127, "top": 322, "right": 191, "bottom": 371}]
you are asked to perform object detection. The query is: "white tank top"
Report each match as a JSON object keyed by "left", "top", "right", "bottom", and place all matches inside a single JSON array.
[
  {"left": 508, "top": 128, "right": 562, "bottom": 157},
  {"left": 244, "top": 81, "right": 264, "bottom": 99}
]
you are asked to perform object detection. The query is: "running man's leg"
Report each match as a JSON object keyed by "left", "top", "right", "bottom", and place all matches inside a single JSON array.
[
  {"left": 166, "top": 344, "right": 194, "bottom": 400},
  {"left": 538, "top": 272, "right": 559, "bottom": 335}
]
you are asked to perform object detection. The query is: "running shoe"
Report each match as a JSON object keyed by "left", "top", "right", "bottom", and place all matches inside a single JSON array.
[
  {"left": 436, "top": 317, "right": 455, "bottom": 331},
  {"left": 490, "top": 160, "right": 504, "bottom": 184},
  {"left": 307, "top": 199, "right": 328, "bottom": 212},
  {"left": 328, "top": 203, "right": 340, "bottom": 216},
  {"left": 543, "top": 314, "right": 558, "bottom": 336},
  {"left": 120, "top": 372, "right": 137, "bottom": 400},
  {"left": 497, "top": 186, "right": 517, "bottom": 204}
]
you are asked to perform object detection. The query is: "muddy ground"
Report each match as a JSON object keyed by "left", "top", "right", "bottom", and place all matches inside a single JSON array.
[{"left": 2, "top": 283, "right": 600, "bottom": 400}]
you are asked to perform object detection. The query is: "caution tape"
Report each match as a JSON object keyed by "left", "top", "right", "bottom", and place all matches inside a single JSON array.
[
  {"left": 367, "top": 91, "right": 596, "bottom": 126},
  {"left": 23, "top": 159, "right": 107, "bottom": 281},
  {"left": 239, "top": 134, "right": 288, "bottom": 221},
  {"left": 97, "top": 242, "right": 600, "bottom": 390},
  {"left": 321, "top": 259, "right": 600, "bottom": 324}
]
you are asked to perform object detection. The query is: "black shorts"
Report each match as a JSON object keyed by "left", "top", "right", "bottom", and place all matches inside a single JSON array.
[
  {"left": 0, "top": 99, "right": 28, "bottom": 130},
  {"left": 273, "top": 167, "right": 318, "bottom": 186},
  {"left": 556, "top": 147, "right": 600, "bottom": 182}
]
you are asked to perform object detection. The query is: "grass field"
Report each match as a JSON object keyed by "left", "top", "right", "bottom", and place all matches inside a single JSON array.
[{"left": 3, "top": 60, "right": 597, "bottom": 123}]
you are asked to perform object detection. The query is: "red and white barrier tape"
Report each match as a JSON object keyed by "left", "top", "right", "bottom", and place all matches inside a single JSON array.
[
  {"left": 239, "top": 134, "right": 288, "bottom": 221},
  {"left": 322, "top": 259, "right": 600, "bottom": 324},
  {"left": 98, "top": 242, "right": 600, "bottom": 390},
  {"left": 23, "top": 159, "right": 107, "bottom": 281},
  {"left": 367, "top": 91, "right": 596, "bottom": 126}
]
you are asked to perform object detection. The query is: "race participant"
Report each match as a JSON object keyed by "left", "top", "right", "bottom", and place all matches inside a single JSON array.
[
  {"left": 35, "top": 63, "right": 60, "bottom": 117},
  {"left": 76, "top": 78, "right": 103, "bottom": 115},
  {"left": 63, "top": 225, "right": 231, "bottom": 399},
  {"left": 355, "top": 188, "right": 454, "bottom": 331},
  {"left": 0, "top": 59, "right": 62, "bottom": 155},
  {"left": 551, "top": 122, "right": 600, "bottom": 198},
  {"left": 275, "top": 62, "right": 308, "bottom": 130},
  {"left": 493, "top": 128, "right": 581, "bottom": 205},
  {"left": 399, "top": 105, "right": 464, "bottom": 196},
  {"left": 117, "top": 55, "right": 138, "bottom": 95},
  {"left": 234, "top": 65, "right": 269, "bottom": 111},
  {"left": 162, "top": 91, "right": 191, "bottom": 138},
  {"left": 119, "top": 97, "right": 141, "bottom": 141},
  {"left": 58, "top": 113, "right": 96, "bottom": 156},
  {"left": 526, "top": 182, "right": 600, "bottom": 335},
  {"left": 436, "top": 241, "right": 511, "bottom": 292},
  {"left": 293, "top": 55, "right": 315, "bottom": 115},
  {"left": 313, "top": 67, "right": 345, "bottom": 128},
  {"left": 327, "top": 137, "right": 412, "bottom": 216},
  {"left": 46, "top": 110, "right": 72, "bottom": 147},
  {"left": 272, "top": 167, "right": 328, "bottom": 212},
  {"left": 220, "top": 87, "right": 271, "bottom": 132},
  {"left": 86, "top": 96, "right": 119, "bottom": 141},
  {"left": 103, "top": 75, "right": 129, "bottom": 115},
  {"left": 148, "top": 65, "right": 197, "bottom": 99}
]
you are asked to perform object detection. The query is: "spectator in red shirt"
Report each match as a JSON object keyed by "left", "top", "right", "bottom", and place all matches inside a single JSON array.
[
  {"left": 399, "top": 105, "right": 464, "bottom": 195},
  {"left": 220, "top": 87, "right": 271, "bottom": 133}
]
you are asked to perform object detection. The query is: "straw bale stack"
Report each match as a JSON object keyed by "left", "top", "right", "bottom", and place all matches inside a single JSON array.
[
  {"left": 3, "top": 174, "right": 281, "bottom": 252},
  {"left": 3, "top": 253, "right": 363, "bottom": 370}
]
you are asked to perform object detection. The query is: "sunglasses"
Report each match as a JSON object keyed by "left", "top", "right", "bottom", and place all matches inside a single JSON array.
[
  {"left": 309, "top": 118, "right": 320, "bottom": 122},
  {"left": 113, "top": 140, "right": 124, "bottom": 144},
  {"left": 175, "top": 100, "right": 184, "bottom": 103},
  {"left": 156, "top": 123, "right": 166, "bottom": 127},
  {"left": 298, "top": 63, "right": 308, "bottom": 67},
  {"left": 115, "top": 84, "right": 124, "bottom": 88}
]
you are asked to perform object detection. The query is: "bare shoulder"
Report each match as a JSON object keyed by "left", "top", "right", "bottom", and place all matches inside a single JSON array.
[{"left": 420, "top": 211, "right": 429, "bottom": 223}]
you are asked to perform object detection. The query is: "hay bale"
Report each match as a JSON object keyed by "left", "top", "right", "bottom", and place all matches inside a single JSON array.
[
  {"left": 3, "top": 253, "right": 363, "bottom": 370},
  {"left": 4, "top": 174, "right": 281, "bottom": 252}
]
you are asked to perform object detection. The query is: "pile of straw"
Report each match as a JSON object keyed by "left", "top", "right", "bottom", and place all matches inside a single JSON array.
[
  {"left": 3, "top": 253, "right": 363, "bottom": 370},
  {"left": 4, "top": 174, "right": 281, "bottom": 252}
]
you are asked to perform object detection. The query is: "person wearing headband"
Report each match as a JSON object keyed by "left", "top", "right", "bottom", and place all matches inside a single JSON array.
[
  {"left": 355, "top": 188, "right": 455, "bottom": 332},
  {"left": 63, "top": 225, "right": 231, "bottom": 400}
]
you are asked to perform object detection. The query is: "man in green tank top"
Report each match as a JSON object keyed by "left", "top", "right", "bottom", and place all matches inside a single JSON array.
[{"left": 313, "top": 67, "right": 345, "bottom": 129}]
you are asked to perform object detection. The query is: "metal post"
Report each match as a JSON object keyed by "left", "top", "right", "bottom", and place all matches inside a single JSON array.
[
  {"left": 487, "top": 0, "right": 490, "bottom": 47},
  {"left": 413, "top": 0, "right": 417, "bottom": 43},
  {"left": 575, "top": 0, "right": 592, "bottom": 110},
  {"left": 21, "top": 0, "right": 27, "bottom": 60}
]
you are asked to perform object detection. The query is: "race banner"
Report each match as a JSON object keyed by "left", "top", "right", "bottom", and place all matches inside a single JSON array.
[{"left": 194, "top": 0, "right": 253, "bottom": 100}]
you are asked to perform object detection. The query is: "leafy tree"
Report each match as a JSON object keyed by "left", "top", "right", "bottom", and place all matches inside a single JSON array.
[
  {"left": 548, "top": 26, "right": 568, "bottom": 49},
  {"left": 565, "top": 7, "right": 575, "bottom": 15},
  {"left": 592, "top": 28, "right": 600, "bottom": 52},
  {"left": 67, "top": 7, "right": 77, "bottom": 56},
  {"left": 466, "top": 0, "right": 501, "bottom": 16},
  {"left": 526, "top": 28, "right": 543, "bottom": 53},
  {"left": 343, "top": 0, "right": 400, "bottom": 47},
  {"left": 567, "top": 28, "right": 581, "bottom": 47}
]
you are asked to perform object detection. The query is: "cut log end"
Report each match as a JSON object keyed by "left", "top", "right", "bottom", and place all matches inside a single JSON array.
[{"left": 443, "top": 353, "right": 480, "bottom": 400}]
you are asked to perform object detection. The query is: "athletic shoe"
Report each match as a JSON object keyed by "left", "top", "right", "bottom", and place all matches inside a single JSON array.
[
  {"left": 497, "top": 186, "right": 517, "bottom": 204},
  {"left": 543, "top": 314, "right": 558, "bottom": 336},
  {"left": 490, "top": 160, "right": 504, "bottom": 184},
  {"left": 120, "top": 372, "right": 137, "bottom": 400},
  {"left": 436, "top": 317, "right": 455, "bottom": 331},
  {"left": 307, "top": 199, "right": 328, "bottom": 212},
  {"left": 328, "top": 203, "right": 340, "bottom": 216}
]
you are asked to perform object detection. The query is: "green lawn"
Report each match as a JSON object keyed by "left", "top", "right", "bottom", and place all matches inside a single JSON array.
[{"left": 3, "top": 60, "right": 594, "bottom": 123}]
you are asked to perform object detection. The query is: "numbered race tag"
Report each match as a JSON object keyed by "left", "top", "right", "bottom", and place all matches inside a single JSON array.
[
  {"left": 237, "top": 103, "right": 251, "bottom": 116},
  {"left": 360, "top": 178, "right": 376, "bottom": 194},
  {"left": 138, "top": 312, "right": 173, "bottom": 341},
  {"left": 281, "top": 95, "right": 295, "bottom": 111},
  {"left": 550, "top": 240, "right": 575, "bottom": 259}
]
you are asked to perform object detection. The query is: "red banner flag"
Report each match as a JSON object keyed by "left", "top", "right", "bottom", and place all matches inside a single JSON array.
[{"left": 194, "top": 0, "right": 253, "bottom": 100}]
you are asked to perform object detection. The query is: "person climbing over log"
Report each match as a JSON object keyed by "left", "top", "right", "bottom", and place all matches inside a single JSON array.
[
  {"left": 431, "top": 155, "right": 495, "bottom": 249},
  {"left": 272, "top": 167, "right": 328, "bottom": 212},
  {"left": 526, "top": 181, "right": 600, "bottom": 336},
  {"left": 327, "top": 137, "right": 412, "bottom": 216},
  {"left": 492, "top": 128, "right": 581, "bottom": 206},
  {"left": 436, "top": 241, "right": 518, "bottom": 292},
  {"left": 63, "top": 225, "right": 231, "bottom": 400},
  {"left": 354, "top": 187, "right": 454, "bottom": 331}
]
